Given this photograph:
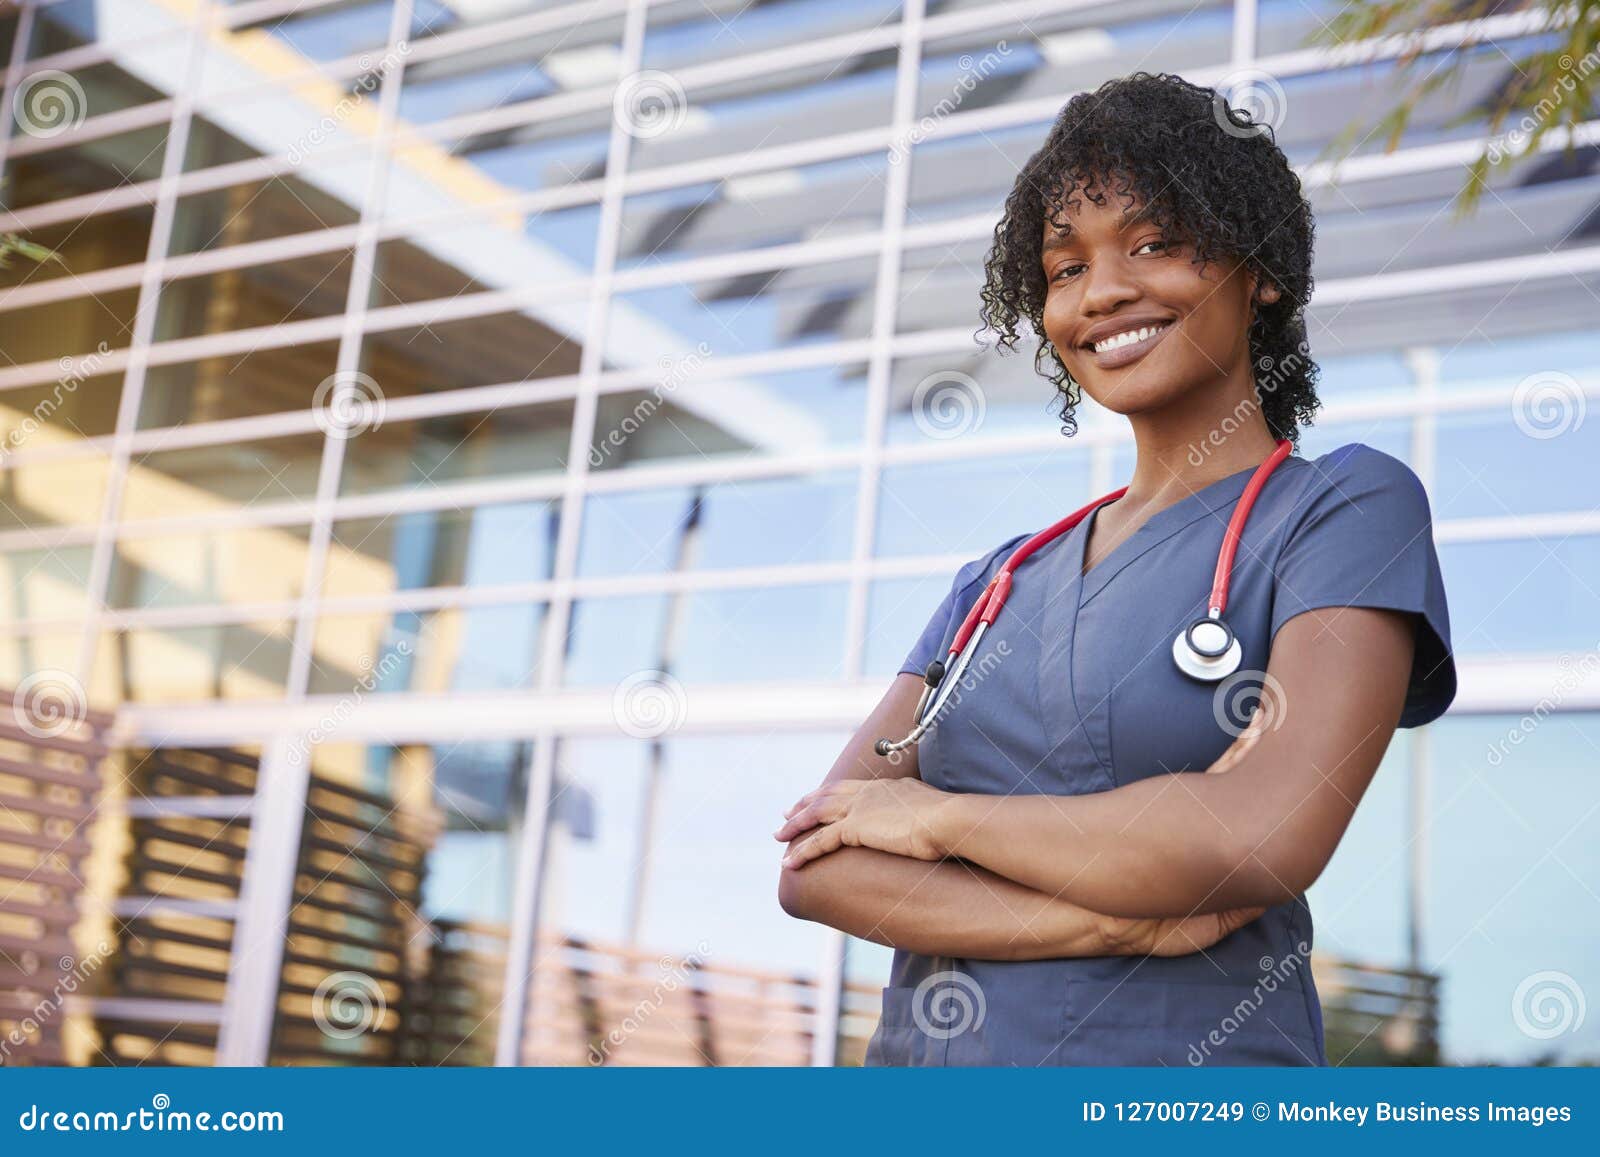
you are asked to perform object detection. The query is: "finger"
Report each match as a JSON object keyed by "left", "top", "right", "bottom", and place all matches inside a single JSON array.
[
  {"left": 781, "top": 823, "right": 843, "bottom": 869},
  {"left": 782, "top": 789, "right": 821, "bottom": 819},
  {"left": 774, "top": 795, "right": 848, "bottom": 841}
]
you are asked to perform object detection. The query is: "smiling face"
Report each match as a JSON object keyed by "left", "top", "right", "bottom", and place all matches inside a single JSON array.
[{"left": 1040, "top": 174, "right": 1278, "bottom": 423}]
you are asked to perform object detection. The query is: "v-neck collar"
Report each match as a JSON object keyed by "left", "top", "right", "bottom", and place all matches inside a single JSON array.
[{"left": 1072, "top": 455, "right": 1304, "bottom": 604}]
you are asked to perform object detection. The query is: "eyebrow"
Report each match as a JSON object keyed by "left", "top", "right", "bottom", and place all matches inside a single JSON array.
[{"left": 1042, "top": 202, "right": 1160, "bottom": 253}]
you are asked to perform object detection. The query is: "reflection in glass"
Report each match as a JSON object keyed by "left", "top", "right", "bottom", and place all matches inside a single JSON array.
[
  {"left": 1436, "top": 411, "right": 1600, "bottom": 521},
  {"left": 385, "top": 120, "right": 610, "bottom": 213},
  {"left": 0, "top": 545, "right": 94, "bottom": 624},
  {"left": 309, "top": 602, "right": 547, "bottom": 695},
  {"left": 397, "top": 13, "right": 624, "bottom": 123},
  {"left": 885, "top": 347, "right": 1061, "bottom": 444},
  {"left": 138, "top": 342, "right": 341, "bottom": 428},
  {"left": 154, "top": 249, "right": 355, "bottom": 341},
  {"left": 107, "top": 620, "right": 295, "bottom": 702},
  {"left": 324, "top": 499, "right": 558, "bottom": 599},
  {"left": 167, "top": 172, "right": 362, "bottom": 255},
  {"left": 359, "top": 312, "right": 584, "bottom": 396},
  {"left": 122, "top": 435, "right": 327, "bottom": 519},
  {"left": 0, "top": 204, "right": 153, "bottom": 289},
  {"left": 1440, "top": 536, "right": 1600, "bottom": 656},
  {"left": 876, "top": 451, "right": 1092, "bottom": 558},
  {"left": 110, "top": 525, "right": 314, "bottom": 610},
  {"left": 0, "top": 456, "right": 111, "bottom": 532},
  {"left": 0, "top": 289, "right": 139, "bottom": 364},
  {"left": 605, "top": 256, "right": 876, "bottom": 365},
  {"left": 273, "top": 740, "right": 529, "bottom": 1065},
  {"left": 616, "top": 151, "right": 888, "bottom": 270},
  {"left": 27, "top": 0, "right": 186, "bottom": 57},
  {"left": 578, "top": 472, "right": 856, "bottom": 577},
  {"left": 368, "top": 204, "right": 602, "bottom": 305},
  {"left": 0, "top": 373, "right": 123, "bottom": 444},
  {"left": 336, "top": 398, "right": 576, "bottom": 496},
  {"left": 2, "top": 126, "right": 169, "bottom": 209},
  {"left": 525, "top": 733, "right": 840, "bottom": 1065}
]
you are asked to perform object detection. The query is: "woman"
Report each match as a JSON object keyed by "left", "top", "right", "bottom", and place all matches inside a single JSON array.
[{"left": 774, "top": 72, "right": 1456, "bottom": 1067}]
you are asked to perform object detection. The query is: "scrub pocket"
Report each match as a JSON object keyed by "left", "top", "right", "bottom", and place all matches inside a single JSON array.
[
  {"left": 1062, "top": 978, "right": 1324, "bottom": 1067},
  {"left": 863, "top": 986, "right": 926, "bottom": 1067}
]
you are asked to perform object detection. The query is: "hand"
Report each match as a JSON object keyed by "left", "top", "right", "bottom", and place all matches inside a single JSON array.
[
  {"left": 775, "top": 778, "right": 955, "bottom": 868},
  {"left": 1103, "top": 906, "right": 1267, "bottom": 957}
]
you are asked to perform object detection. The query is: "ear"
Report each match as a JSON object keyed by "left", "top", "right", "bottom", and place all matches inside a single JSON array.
[{"left": 1252, "top": 276, "right": 1283, "bottom": 307}]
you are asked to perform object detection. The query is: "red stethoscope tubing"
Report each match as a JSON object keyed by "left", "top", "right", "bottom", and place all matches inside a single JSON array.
[{"left": 945, "top": 438, "right": 1293, "bottom": 661}]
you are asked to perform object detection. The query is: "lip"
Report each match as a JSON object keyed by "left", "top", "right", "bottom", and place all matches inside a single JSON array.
[{"left": 1080, "top": 318, "right": 1175, "bottom": 370}]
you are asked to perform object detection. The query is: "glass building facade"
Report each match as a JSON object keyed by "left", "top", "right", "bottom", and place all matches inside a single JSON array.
[{"left": 0, "top": 0, "right": 1596, "bottom": 1066}]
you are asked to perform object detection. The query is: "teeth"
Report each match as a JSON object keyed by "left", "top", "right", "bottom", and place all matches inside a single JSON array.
[{"left": 1092, "top": 323, "right": 1167, "bottom": 353}]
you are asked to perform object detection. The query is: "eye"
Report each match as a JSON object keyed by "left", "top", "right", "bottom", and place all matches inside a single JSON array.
[
  {"left": 1135, "top": 238, "right": 1169, "bottom": 256},
  {"left": 1049, "top": 262, "right": 1086, "bottom": 284}
]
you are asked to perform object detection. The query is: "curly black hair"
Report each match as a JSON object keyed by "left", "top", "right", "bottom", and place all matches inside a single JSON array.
[{"left": 976, "top": 71, "right": 1320, "bottom": 444}]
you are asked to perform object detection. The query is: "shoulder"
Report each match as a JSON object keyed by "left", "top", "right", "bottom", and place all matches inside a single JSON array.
[
  {"left": 1281, "top": 441, "right": 1432, "bottom": 533},
  {"left": 948, "top": 530, "right": 1033, "bottom": 598}
]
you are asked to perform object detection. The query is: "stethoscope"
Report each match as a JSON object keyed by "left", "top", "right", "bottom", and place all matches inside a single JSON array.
[{"left": 876, "top": 439, "right": 1293, "bottom": 758}]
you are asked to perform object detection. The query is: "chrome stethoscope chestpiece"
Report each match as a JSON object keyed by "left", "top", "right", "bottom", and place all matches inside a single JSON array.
[{"left": 1172, "top": 612, "right": 1242, "bottom": 682}]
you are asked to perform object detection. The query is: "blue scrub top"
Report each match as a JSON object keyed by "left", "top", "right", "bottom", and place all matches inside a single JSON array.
[{"left": 864, "top": 443, "right": 1457, "bottom": 1067}]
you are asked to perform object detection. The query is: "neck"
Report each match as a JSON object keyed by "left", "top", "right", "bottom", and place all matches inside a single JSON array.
[{"left": 1120, "top": 377, "right": 1279, "bottom": 507}]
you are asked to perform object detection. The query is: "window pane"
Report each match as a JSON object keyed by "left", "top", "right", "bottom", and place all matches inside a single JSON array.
[
  {"left": 0, "top": 372, "right": 124, "bottom": 443},
  {"left": 106, "top": 620, "right": 295, "bottom": 702},
  {"left": 0, "top": 204, "right": 153, "bottom": 288},
  {"left": 110, "top": 525, "right": 314, "bottom": 610},
  {"left": 154, "top": 249, "right": 355, "bottom": 341},
  {"left": 359, "top": 312, "right": 584, "bottom": 395},
  {"left": 1439, "top": 536, "right": 1600, "bottom": 655},
  {"left": 123, "top": 435, "right": 327, "bottom": 520},
  {"left": 1436, "top": 410, "right": 1600, "bottom": 521},
  {"left": 167, "top": 171, "right": 363, "bottom": 256},
  {"left": 369, "top": 204, "right": 602, "bottom": 305},
  {"left": 2, "top": 125, "right": 169, "bottom": 209},
  {"left": 0, "top": 545, "right": 95, "bottom": 624},
  {"left": 526, "top": 732, "right": 839, "bottom": 1065},
  {"left": 274, "top": 740, "right": 528, "bottom": 1066},
  {"left": 324, "top": 500, "right": 559, "bottom": 599},
  {"left": 876, "top": 451, "right": 1092, "bottom": 558},
  {"left": 309, "top": 604, "right": 547, "bottom": 695},
  {"left": 336, "top": 399, "right": 575, "bottom": 497},
  {"left": 139, "top": 342, "right": 341, "bottom": 428},
  {"left": 385, "top": 121, "right": 609, "bottom": 211},
  {"left": 0, "top": 456, "right": 111, "bottom": 531}
]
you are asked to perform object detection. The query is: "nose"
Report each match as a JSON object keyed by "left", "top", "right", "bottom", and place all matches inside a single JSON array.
[{"left": 1078, "top": 252, "right": 1140, "bottom": 320}]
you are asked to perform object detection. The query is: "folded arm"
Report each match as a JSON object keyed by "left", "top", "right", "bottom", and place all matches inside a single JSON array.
[
  {"left": 777, "top": 673, "right": 1261, "bottom": 958},
  {"left": 779, "top": 606, "right": 1416, "bottom": 918}
]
